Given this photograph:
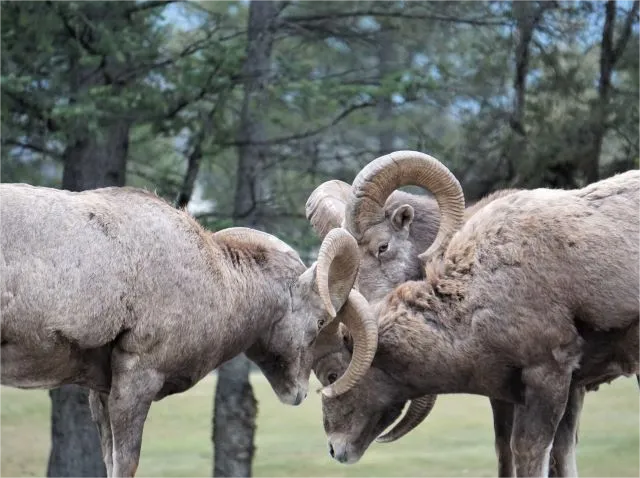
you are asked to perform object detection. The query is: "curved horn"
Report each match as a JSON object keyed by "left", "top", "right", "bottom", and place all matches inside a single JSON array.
[
  {"left": 305, "top": 180, "right": 351, "bottom": 239},
  {"left": 214, "top": 227, "right": 304, "bottom": 266},
  {"left": 345, "top": 151, "right": 465, "bottom": 262},
  {"left": 376, "top": 395, "right": 437, "bottom": 443},
  {"left": 315, "top": 228, "right": 360, "bottom": 318},
  {"left": 321, "top": 289, "right": 378, "bottom": 397}
]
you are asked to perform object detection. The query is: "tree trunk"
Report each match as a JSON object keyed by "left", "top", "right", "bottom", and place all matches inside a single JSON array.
[
  {"left": 504, "top": 1, "right": 552, "bottom": 184},
  {"left": 376, "top": 22, "right": 395, "bottom": 155},
  {"left": 583, "top": 0, "right": 638, "bottom": 184},
  {"left": 231, "top": 1, "right": 279, "bottom": 226},
  {"left": 212, "top": 357, "right": 257, "bottom": 478},
  {"left": 47, "top": 387, "right": 107, "bottom": 477},
  {"left": 212, "top": 2, "right": 280, "bottom": 477},
  {"left": 176, "top": 111, "right": 216, "bottom": 209},
  {"left": 48, "top": 121, "right": 130, "bottom": 477},
  {"left": 61, "top": 122, "right": 130, "bottom": 191}
]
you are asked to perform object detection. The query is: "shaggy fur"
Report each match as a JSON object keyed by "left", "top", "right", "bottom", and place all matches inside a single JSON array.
[
  {"left": 315, "top": 171, "right": 639, "bottom": 476},
  {"left": 309, "top": 179, "right": 544, "bottom": 475},
  {"left": 0, "top": 184, "right": 350, "bottom": 477},
  {"left": 323, "top": 188, "right": 520, "bottom": 305}
]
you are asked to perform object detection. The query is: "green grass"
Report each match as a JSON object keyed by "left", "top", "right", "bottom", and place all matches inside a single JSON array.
[{"left": 1, "top": 375, "right": 638, "bottom": 477}]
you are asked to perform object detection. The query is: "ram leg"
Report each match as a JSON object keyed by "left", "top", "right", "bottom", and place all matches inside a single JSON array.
[
  {"left": 89, "top": 389, "right": 114, "bottom": 477},
  {"left": 549, "top": 384, "right": 584, "bottom": 477},
  {"left": 109, "top": 357, "right": 163, "bottom": 477},
  {"left": 490, "top": 398, "right": 516, "bottom": 477},
  {"left": 511, "top": 366, "right": 571, "bottom": 478}
]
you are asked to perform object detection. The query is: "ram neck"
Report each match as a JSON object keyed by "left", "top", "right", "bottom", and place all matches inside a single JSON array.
[
  {"left": 204, "top": 265, "right": 291, "bottom": 369},
  {"left": 377, "top": 316, "right": 477, "bottom": 397}
]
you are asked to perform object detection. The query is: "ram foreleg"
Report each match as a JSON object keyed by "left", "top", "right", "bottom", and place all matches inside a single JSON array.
[
  {"left": 549, "top": 384, "right": 585, "bottom": 477},
  {"left": 490, "top": 398, "right": 515, "bottom": 477},
  {"left": 108, "top": 354, "right": 163, "bottom": 477},
  {"left": 89, "top": 390, "right": 114, "bottom": 477},
  {"left": 511, "top": 365, "right": 571, "bottom": 477}
]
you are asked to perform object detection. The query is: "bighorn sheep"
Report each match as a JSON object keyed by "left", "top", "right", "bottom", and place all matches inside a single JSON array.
[
  {"left": 306, "top": 172, "right": 518, "bottom": 303},
  {"left": 310, "top": 153, "right": 639, "bottom": 477},
  {"left": 306, "top": 160, "right": 536, "bottom": 476},
  {"left": 0, "top": 184, "right": 378, "bottom": 477}
]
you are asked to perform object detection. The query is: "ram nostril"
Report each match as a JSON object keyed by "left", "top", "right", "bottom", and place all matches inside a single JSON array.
[
  {"left": 293, "top": 389, "right": 306, "bottom": 406},
  {"left": 329, "top": 443, "right": 335, "bottom": 458}
]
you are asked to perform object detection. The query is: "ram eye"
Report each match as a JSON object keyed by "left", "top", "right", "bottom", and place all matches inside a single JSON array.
[
  {"left": 327, "top": 372, "right": 338, "bottom": 384},
  {"left": 317, "top": 318, "right": 325, "bottom": 329},
  {"left": 378, "top": 243, "right": 389, "bottom": 255}
]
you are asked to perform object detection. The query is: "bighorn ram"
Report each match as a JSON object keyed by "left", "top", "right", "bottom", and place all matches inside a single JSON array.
[
  {"left": 306, "top": 168, "right": 518, "bottom": 303},
  {"left": 310, "top": 153, "right": 639, "bottom": 477},
  {"left": 306, "top": 158, "right": 536, "bottom": 475},
  {"left": 0, "top": 184, "right": 378, "bottom": 477}
]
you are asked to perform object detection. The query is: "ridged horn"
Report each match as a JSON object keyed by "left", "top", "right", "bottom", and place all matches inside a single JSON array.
[
  {"left": 305, "top": 180, "right": 351, "bottom": 239},
  {"left": 344, "top": 151, "right": 465, "bottom": 263},
  {"left": 320, "top": 289, "right": 378, "bottom": 397},
  {"left": 315, "top": 228, "right": 360, "bottom": 318},
  {"left": 376, "top": 395, "right": 437, "bottom": 443},
  {"left": 214, "top": 227, "right": 303, "bottom": 266}
]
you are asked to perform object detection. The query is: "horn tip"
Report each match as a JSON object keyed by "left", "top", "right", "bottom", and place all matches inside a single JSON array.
[
  {"left": 321, "top": 386, "right": 337, "bottom": 398},
  {"left": 327, "top": 306, "right": 337, "bottom": 319},
  {"left": 375, "top": 435, "right": 393, "bottom": 443}
]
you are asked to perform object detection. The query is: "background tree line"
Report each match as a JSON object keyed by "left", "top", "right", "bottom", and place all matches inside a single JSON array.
[{"left": 1, "top": 1, "right": 638, "bottom": 476}]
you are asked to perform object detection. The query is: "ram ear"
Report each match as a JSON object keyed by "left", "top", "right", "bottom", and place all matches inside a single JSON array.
[{"left": 390, "top": 204, "right": 414, "bottom": 232}]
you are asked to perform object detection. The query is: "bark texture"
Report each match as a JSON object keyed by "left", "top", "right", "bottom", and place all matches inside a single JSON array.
[{"left": 583, "top": 0, "right": 638, "bottom": 183}]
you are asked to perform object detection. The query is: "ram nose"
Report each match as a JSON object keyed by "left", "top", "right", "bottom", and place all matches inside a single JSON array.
[
  {"left": 327, "top": 437, "right": 358, "bottom": 464},
  {"left": 293, "top": 388, "right": 307, "bottom": 406},
  {"left": 280, "top": 382, "right": 307, "bottom": 406}
]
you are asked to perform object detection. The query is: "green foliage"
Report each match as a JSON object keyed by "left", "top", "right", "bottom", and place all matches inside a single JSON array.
[{"left": 1, "top": 0, "right": 638, "bottom": 257}]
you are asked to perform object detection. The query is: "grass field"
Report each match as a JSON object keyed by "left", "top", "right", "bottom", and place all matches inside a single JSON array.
[{"left": 1, "top": 374, "right": 638, "bottom": 477}]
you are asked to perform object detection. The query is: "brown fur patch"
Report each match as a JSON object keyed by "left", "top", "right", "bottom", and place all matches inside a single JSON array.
[
  {"left": 216, "top": 237, "right": 271, "bottom": 269},
  {"left": 102, "top": 186, "right": 166, "bottom": 203},
  {"left": 381, "top": 282, "right": 442, "bottom": 333},
  {"left": 176, "top": 211, "right": 226, "bottom": 273},
  {"left": 387, "top": 282, "right": 421, "bottom": 308},
  {"left": 464, "top": 189, "right": 521, "bottom": 220},
  {"left": 423, "top": 239, "right": 476, "bottom": 300},
  {"left": 87, "top": 211, "right": 111, "bottom": 237}
]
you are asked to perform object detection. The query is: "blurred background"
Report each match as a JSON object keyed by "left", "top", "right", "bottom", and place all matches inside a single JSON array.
[{"left": 1, "top": 1, "right": 638, "bottom": 477}]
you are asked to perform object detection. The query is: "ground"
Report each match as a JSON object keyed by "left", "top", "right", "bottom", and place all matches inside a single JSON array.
[{"left": 1, "top": 374, "right": 638, "bottom": 477}]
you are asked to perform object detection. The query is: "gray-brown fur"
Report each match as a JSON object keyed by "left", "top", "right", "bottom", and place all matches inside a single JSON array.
[
  {"left": 0, "top": 184, "right": 352, "bottom": 477},
  {"left": 359, "top": 182, "right": 616, "bottom": 476},
  {"left": 309, "top": 177, "right": 531, "bottom": 474},
  {"left": 353, "top": 190, "right": 440, "bottom": 303},
  {"left": 315, "top": 171, "right": 639, "bottom": 476},
  {"left": 331, "top": 187, "right": 519, "bottom": 304}
]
